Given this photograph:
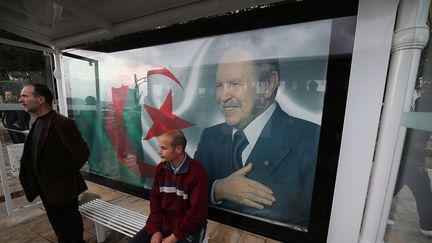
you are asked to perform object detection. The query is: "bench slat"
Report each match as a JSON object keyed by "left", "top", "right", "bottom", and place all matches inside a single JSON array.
[
  {"left": 82, "top": 199, "right": 145, "bottom": 217},
  {"left": 79, "top": 199, "right": 147, "bottom": 237},
  {"left": 83, "top": 215, "right": 138, "bottom": 237},
  {"left": 81, "top": 209, "right": 145, "bottom": 232},
  {"left": 81, "top": 199, "right": 146, "bottom": 220},
  {"left": 80, "top": 203, "right": 147, "bottom": 226}
]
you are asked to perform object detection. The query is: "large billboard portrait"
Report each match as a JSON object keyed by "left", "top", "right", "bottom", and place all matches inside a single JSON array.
[{"left": 61, "top": 2, "right": 357, "bottom": 241}]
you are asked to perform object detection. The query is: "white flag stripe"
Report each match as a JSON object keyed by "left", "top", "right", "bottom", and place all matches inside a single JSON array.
[
  {"left": 159, "top": 186, "right": 188, "bottom": 199},
  {"left": 177, "top": 189, "right": 189, "bottom": 200}
]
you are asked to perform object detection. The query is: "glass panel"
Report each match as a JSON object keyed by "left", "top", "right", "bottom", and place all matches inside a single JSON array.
[
  {"left": 385, "top": 28, "right": 432, "bottom": 241},
  {"left": 0, "top": 44, "right": 54, "bottom": 144},
  {"left": 0, "top": 42, "right": 54, "bottom": 210},
  {"left": 61, "top": 15, "right": 356, "bottom": 240}
]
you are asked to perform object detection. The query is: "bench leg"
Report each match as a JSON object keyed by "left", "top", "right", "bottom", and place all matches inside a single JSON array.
[
  {"left": 95, "top": 222, "right": 106, "bottom": 243},
  {"left": 202, "top": 236, "right": 209, "bottom": 243}
]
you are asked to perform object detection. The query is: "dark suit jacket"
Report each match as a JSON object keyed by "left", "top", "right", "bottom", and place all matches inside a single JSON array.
[
  {"left": 194, "top": 104, "right": 320, "bottom": 226},
  {"left": 19, "top": 110, "right": 90, "bottom": 204}
]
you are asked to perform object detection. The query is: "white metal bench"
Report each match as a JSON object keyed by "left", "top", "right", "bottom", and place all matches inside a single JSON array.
[
  {"left": 79, "top": 198, "right": 209, "bottom": 243},
  {"left": 79, "top": 198, "right": 147, "bottom": 242},
  {"left": 0, "top": 141, "right": 42, "bottom": 216}
]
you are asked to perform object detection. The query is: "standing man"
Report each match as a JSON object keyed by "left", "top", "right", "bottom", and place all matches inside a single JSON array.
[
  {"left": 194, "top": 38, "right": 320, "bottom": 227},
  {"left": 1, "top": 89, "right": 30, "bottom": 143},
  {"left": 130, "top": 129, "right": 208, "bottom": 243},
  {"left": 393, "top": 82, "right": 432, "bottom": 236},
  {"left": 19, "top": 83, "right": 90, "bottom": 243}
]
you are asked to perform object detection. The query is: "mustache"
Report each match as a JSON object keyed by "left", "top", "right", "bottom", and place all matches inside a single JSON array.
[{"left": 220, "top": 99, "right": 241, "bottom": 109}]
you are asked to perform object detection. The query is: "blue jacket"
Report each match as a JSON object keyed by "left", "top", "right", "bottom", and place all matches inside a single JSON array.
[{"left": 194, "top": 104, "right": 320, "bottom": 227}]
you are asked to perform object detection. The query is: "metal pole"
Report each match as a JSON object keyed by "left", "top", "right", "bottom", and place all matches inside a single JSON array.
[
  {"left": 0, "top": 139, "right": 14, "bottom": 215},
  {"left": 326, "top": 0, "right": 398, "bottom": 242},
  {"left": 359, "top": 0, "right": 430, "bottom": 242},
  {"left": 53, "top": 49, "right": 69, "bottom": 116}
]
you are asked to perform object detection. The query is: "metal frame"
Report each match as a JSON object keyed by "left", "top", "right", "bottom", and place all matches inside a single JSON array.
[
  {"left": 0, "top": 36, "right": 50, "bottom": 216},
  {"left": 327, "top": 0, "right": 398, "bottom": 242},
  {"left": 0, "top": 138, "right": 42, "bottom": 216},
  {"left": 360, "top": 0, "right": 431, "bottom": 242}
]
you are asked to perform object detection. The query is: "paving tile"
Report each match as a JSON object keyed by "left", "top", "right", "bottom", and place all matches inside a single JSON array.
[
  {"left": 385, "top": 186, "right": 432, "bottom": 243},
  {"left": 1, "top": 180, "right": 285, "bottom": 243}
]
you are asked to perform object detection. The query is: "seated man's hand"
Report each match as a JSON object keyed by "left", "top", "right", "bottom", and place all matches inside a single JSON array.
[
  {"left": 161, "top": 234, "right": 177, "bottom": 243},
  {"left": 151, "top": 231, "right": 163, "bottom": 243},
  {"left": 214, "top": 163, "right": 275, "bottom": 209}
]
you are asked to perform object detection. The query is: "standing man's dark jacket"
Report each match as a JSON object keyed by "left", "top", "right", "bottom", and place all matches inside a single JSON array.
[{"left": 19, "top": 110, "right": 90, "bottom": 204}]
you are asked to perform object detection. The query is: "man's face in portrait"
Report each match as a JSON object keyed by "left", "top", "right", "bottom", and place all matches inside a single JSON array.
[{"left": 216, "top": 47, "right": 266, "bottom": 130}]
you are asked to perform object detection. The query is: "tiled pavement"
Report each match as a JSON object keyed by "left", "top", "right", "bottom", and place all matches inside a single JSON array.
[
  {"left": 0, "top": 182, "right": 135, "bottom": 243},
  {"left": 384, "top": 184, "right": 432, "bottom": 243},
  {"left": 2, "top": 179, "right": 432, "bottom": 243},
  {"left": 0, "top": 180, "right": 284, "bottom": 243},
  {"left": 0, "top": 128, "right": 280, "bottom": 243}
]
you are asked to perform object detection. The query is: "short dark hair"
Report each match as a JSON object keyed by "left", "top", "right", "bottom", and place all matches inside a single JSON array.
[
  {"left": 165, "top": 129, "right": 187, "bottom": 151},
  {"left": 27, "top": 83, "right": 54, "bottom": 106}
]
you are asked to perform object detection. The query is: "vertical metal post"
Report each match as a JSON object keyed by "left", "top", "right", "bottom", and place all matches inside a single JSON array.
[
  {"left": 53, "top": 49, "right": 68, "bottom": 116},
  {"left": 95, "top": 222, "right": 106, "bottom": 243},
  {"left": 0, "top": 139, "right": 14, "bottom": 215},
  {"left": 327, "top": 0, "right": 398, "bottom": 242},
  {"left": 359, "top": 0, "right": 431, "bottom": 242}
]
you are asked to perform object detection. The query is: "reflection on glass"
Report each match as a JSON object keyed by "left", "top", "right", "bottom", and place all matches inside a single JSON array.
[
  {"left": 386, "top": 83, "right": 432, "bottom": 242},
  {"left": 0, "top": 45, "right": 51, "bottom": 145}
]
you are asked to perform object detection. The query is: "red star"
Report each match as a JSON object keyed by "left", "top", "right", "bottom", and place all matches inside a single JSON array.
[{"left": 143, "top": 90, "right": 194, "bottom": 140}]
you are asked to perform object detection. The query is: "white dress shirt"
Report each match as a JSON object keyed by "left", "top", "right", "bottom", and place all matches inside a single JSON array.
[
  {"left": 233, "top": 102, "right": 276, "bottom": 166},
  {"left": 211, "top": 103, "right": 277, "bottom": 203}
]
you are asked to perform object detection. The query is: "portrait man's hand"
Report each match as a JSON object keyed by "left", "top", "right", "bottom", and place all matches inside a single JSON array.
[{"left": 214, "top": 163, "right": 275, "bottom": 209}]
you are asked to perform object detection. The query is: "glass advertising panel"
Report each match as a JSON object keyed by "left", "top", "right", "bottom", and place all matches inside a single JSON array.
[
  {"left": 62, "top": 3, "right": 357, "bottom": 241},
  {"left": 0, "top": 44, "right": 54, "bottom": 142}
]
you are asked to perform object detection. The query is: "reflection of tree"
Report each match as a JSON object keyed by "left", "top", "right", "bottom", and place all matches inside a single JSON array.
[
  {"left": 288, "top": 80, "right": 324, "bottom": 112},
  {"left": 112, "top": 86, "right": 130, "bottom": 160},
  {"left": 134, "top": 73, "right": 147, "bottom": 103},
  {"left": 0, "top": 42, "right": 46, "bottom": 72}
]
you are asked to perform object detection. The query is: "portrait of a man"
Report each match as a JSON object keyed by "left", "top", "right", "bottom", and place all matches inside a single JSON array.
[{"left": 194, "top": 37, "right": 321, "bottom": 227}]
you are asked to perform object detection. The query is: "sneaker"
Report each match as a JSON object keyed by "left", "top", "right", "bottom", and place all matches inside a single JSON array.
[{"left": 420, "top": 228, "right": 432, "bottom": 237}]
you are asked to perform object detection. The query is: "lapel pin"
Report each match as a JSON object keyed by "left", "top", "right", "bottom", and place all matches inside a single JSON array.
[{"left": 264, "top": 160, "right": 270, "bottom": 166}]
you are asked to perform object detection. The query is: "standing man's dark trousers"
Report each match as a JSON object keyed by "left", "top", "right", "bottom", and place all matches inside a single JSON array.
[{"left": 41, "top": 195, "right": 85, "bottom": 243}]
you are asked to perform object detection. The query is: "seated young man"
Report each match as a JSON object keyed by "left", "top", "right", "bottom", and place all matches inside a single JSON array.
[{"left": 130, "top": 129, "right": 208, "bottom": 243}]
